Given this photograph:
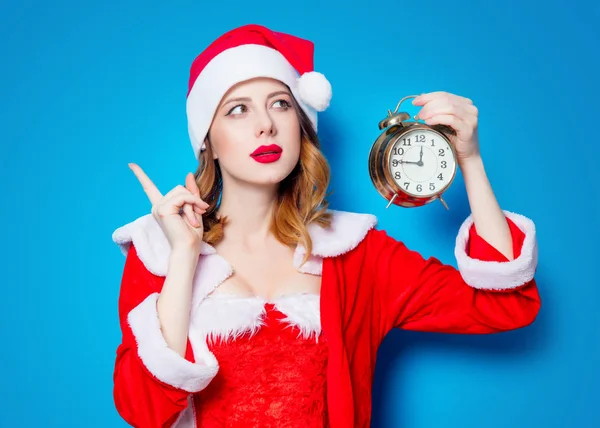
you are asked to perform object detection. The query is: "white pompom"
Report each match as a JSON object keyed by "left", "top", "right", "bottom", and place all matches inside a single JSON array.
[{"left": 297, "top": 71, "right": 332, "bottom": 112}]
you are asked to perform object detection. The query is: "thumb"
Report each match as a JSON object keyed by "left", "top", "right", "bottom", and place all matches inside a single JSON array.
[
  {"left": 185, "top": 172, "right": 201, "bottom": 196},
  {"left": 184, "top": 173, "right": 204, "bottom": 228}
]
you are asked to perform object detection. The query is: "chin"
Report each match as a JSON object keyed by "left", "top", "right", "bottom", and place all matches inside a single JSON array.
[
  {"left": 255, "top": 168, "right": 294, "bottom": 185},
  {"left": 249, "top": 157, "right": 297, "bottom": 184}
]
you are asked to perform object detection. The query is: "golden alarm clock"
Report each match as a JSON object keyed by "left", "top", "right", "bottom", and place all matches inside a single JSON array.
[{"left": 368, "top": 95, "right": 458, "bottom": 210}]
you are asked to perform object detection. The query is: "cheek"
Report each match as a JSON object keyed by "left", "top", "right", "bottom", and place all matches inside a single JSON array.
[
  {"left": 212, "top": 122, "right": 250, "bottom": 158},
  {"left": 281, "top": 113, "right": 302, "bottom": 149}
]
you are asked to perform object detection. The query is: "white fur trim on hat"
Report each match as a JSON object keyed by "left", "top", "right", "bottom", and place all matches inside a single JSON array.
[
  {"left": 297, "top": 72, "right": 332, "bottom": 112},
  {"left": 187, "top": 44, "right": 326, "bottom": 159}
]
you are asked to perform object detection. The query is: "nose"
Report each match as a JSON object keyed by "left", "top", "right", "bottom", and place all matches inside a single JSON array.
[{"left": 255, "top": 108, "right": 276, "bottom": 138}]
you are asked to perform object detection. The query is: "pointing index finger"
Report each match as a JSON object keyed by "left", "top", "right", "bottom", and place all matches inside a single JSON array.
[{"left": 128, "top": 163, "right": 163, "bottom": 205}]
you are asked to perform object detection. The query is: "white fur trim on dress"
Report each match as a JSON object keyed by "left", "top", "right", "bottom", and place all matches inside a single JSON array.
[
  {"left": 127, "top": 292, "right": 219, "bottom": 393},
  {"left": 112, "top": 209, "right": 377, "bottom": 278},
  {"left": 192, "top": 294, "right": 267, "bottom": 345},
  {"left": 191, "top": 293, "right": 322, "bottom": 342},
  {"left": 455, "top": 210, "right": 538, "bottom": 291},
  {"left": 188, "top": 251, "right": 234, "bottom": 316},
  {"left": 274, "top": 293, "right": 322, "bottom": 341},
  {"left": 293, "top": 209, "right": 378, "bottom": 275},
  {"left": 112, "top": 214, "right": 170, "bottom": 276},
  {"left": 112, "top": 214, "right": 215, "bottom": 277}
]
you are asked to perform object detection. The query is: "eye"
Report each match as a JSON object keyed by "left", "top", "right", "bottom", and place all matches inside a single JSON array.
[
  {"left": 226, "top": 104, "right": 247, "bottom": 116},
  {"left": 272, "top": 99, "right": 292, "bottom": 109}
]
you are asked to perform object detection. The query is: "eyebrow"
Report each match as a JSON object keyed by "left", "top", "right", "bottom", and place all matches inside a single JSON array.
[{"left": 221, "top": 90, "right": 291, "bottom": 108}]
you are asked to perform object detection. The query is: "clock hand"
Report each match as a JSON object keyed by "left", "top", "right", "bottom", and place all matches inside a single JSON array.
[{"left": 400, "top": 148, "right": 424, "bottom": 166}]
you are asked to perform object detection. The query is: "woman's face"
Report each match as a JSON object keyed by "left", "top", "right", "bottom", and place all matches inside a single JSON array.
[{"left": 207, "top": 77, "right": 301, "bottom": 186}]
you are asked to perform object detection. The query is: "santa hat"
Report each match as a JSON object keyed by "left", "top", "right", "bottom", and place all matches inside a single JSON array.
[{"left": 186, "top": 24, "right": 332, "bottom": 160}]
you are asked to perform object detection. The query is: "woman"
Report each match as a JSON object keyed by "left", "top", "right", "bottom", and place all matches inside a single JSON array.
[{"left": 111, "top": 24, "right": 540, "bottom": 428}]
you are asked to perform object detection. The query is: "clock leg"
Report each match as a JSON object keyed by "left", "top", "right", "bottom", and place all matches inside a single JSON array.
[
  {"left": 386, "top": 193, "right": 398, "bottom": 209},
  {"left": 438, "top": 195, "right": 450, "bottom": 210}
]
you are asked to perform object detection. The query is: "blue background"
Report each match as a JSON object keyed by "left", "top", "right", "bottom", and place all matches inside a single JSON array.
[{"left": 1, "top": 0, "right": 598, "bottom": 427}]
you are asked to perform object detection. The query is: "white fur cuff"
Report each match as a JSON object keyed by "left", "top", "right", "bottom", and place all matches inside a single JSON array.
[
  {"left": 127, "top": 293, "right": 219, "bottom": 392},
  {"left": 454, "top": 211, "right": 538, "bottom": 291}
]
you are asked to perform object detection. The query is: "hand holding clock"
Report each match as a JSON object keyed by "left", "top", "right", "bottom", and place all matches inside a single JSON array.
[{"left": 412, "top": 91, "right": 480, "bottom": 164}]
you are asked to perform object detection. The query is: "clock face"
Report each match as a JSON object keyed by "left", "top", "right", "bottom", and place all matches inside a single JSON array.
[{"left": 389, "top": 129, "right": 456, "bottom": 198}]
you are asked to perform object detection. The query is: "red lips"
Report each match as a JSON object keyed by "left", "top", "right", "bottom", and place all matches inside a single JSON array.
[
  {"left": 250, "top": 144, "right": 283, "bottom": 157},
  {"left": 250, "top": 144, "right": 283, "bottom": 164}
]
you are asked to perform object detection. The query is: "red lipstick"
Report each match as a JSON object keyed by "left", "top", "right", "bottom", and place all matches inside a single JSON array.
[{"left": 250, "top": 144, "right": 283, "bottom": 164}]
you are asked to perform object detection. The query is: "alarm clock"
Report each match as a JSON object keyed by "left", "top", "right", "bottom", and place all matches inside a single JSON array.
[{"left": 368, "top": 95, "right": 458, "bottom": 210}]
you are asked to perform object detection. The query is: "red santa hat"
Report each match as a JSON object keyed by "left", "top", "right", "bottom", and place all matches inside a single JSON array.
[{"left": 186, "top": 24, "right": 332, "bottom": 159}]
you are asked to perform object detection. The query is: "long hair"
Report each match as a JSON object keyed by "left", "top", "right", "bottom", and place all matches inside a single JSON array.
[{"left": 193, "top": 92, "right": 333, "bottom": 266}]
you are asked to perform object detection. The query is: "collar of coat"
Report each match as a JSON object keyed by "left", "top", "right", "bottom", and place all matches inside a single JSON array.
[{"left": 112, "top": 209, "right": 377, "bottom": 310}]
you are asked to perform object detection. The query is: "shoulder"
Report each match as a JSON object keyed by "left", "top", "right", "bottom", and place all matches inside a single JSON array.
[
  {"left": 303, "top": 209, "right": 379, "bottom": 257},
  {"left": 111, "top": 213, "right": 215, "bottom": 277},
  {"left": 111, "top": 209, "right": 380, "bottom": 274},
  {"left": 112, "top": 214, "right": 169, "bottom": 276}
]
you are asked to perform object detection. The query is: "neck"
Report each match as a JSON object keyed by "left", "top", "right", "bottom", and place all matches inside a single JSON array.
[{"left": 217, "top": 176, "right": 279, "bottom": 247}]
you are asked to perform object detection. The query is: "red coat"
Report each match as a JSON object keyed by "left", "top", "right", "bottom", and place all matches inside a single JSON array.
[{"left": 112, "top": 209, "right": 540, "bottom": 427}]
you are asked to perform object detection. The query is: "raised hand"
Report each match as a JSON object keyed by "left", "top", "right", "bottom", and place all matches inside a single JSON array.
[
  {"left": 413, "top": 91, "right": 480, "bottom": 163},
  {"left": 128, "top": 163, "right": 209, "bottom": 254}
]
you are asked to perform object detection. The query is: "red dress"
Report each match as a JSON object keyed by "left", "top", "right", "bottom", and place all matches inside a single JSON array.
[
  {"left": 191, "top": 294, "right": 329, "bottom": 427},
  {"left": 112, "top": 209, "right": 541, "bottom": 428}
]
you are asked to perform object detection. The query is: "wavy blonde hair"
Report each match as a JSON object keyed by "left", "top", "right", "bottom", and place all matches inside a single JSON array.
[{"left": 193, "top": 93, "right": 333, "bottom": 266}]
